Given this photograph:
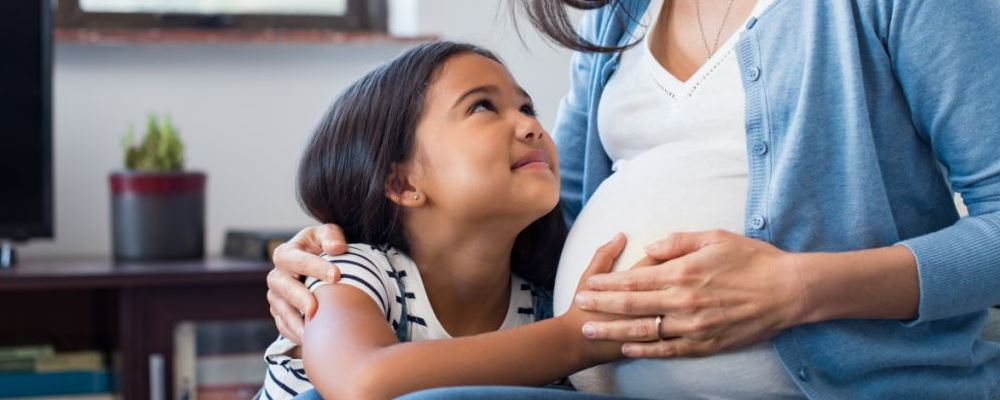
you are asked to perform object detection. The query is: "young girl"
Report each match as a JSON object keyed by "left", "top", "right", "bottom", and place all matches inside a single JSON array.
[{"left": 259, "top": 41, "right": 627, "bottom": 400}]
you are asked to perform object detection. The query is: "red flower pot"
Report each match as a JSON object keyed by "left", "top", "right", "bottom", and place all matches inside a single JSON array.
[{"left": 109, "top": 171, "right": 206, "bottom": 261}]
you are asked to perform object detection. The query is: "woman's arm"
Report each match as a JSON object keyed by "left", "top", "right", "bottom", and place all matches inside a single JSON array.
[
  {"left": 789, "top": 244, "right": 917, "bottom": 323},
  {"left": 304, "top": 235, "right": 627, "bottom": 400},
  {"left": 883, "top": 0, "right": 1000, "bottom": 323},
  {"left": 552, "top": 7, "right": 608, "bottom": 226}
]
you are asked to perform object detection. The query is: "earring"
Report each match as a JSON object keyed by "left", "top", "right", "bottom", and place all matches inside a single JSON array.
[{"left": 412, "top": 193, "right": 420, "bottom": 200}]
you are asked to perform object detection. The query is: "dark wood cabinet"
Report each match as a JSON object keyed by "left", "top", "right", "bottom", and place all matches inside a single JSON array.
[{"left": 0, "top": 258, "right": 271, "bottom": 399}]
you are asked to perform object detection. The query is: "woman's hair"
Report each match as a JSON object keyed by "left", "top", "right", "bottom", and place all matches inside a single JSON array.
[
  {"left": 297, "top": 41, "right": 567, "bottom": 288},
  {"left": 510, "top": 0, "right": 635, "bottom": 53}
]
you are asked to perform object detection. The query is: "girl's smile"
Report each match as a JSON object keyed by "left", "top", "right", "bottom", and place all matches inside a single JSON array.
[{"left": 512, "top": 150, "right": 552, "bottom": 171}]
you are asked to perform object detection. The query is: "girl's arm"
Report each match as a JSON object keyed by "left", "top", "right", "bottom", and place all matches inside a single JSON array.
[{"left": 303, "top": 235, "right": 626, "bottom": 400}]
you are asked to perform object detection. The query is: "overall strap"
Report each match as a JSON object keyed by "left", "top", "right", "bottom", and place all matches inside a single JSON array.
[
  {"left": 531, "top": 286, "right": 556, "bottom": 322},
  {"left": 385, "top": 254, "right": 412, "bottom": 342}
]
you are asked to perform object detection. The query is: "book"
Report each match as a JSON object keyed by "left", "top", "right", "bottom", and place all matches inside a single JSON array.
[
  {"left": 35, "top": 351, "right": 106, "bottom": 373},
  {"left": 174, "top": 322, "right": 197, "bottom": 400},
  {"left": 0, "top": 357, "right": 34, "bottom": 372},
  {"left": 0, "top": 370, "right": 112, "bottom": 397},
  {"left": 0, "top": 348, "right": 106, "bottom": 374},
  {"left": 0, "top": 345, "right": 55, "bottom": 361},
  {"left": 5, "top": 394, "right": 116, "bottom": 400},
  {"left": 174, "top": 320, "right": 276, "bottom": 400},
  {"left": 196, "top": 353, "right": 263, "bottom": 387},
  {"left": 222, "top": 229, "right": 297, "bottom": 261},
  {"left": 197, "top": 383, "right": 259, "bottom": 400}
]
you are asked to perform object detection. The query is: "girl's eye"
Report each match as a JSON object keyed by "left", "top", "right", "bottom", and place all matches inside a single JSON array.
[
  {"left": 520, "top": 103, "right": 537, "bottom": 117},
  {"left": 470, "top": 99, "right": 496, "bottom": 114}
]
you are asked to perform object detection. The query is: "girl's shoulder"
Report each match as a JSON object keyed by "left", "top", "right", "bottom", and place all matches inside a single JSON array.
[
  {"left": 313, "top": 243, "right": 402, "bottom": 281},
  {"left": 308, "top": 243, "right": 409, "bottom": 317}
]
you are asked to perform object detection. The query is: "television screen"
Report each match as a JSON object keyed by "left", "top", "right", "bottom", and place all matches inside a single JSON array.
[{"left": 0, "top": 0, "right": 52, "bottom": 240}]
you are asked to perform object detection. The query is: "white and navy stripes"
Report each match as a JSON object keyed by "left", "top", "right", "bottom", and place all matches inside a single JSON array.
[{"left": 259, "top": 244, "right": 538, "bottom": 400}]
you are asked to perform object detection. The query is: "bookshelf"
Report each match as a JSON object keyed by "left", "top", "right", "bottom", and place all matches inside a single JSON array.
[{"left": 0, "top": 258, "right": 272, "bottom": 399}]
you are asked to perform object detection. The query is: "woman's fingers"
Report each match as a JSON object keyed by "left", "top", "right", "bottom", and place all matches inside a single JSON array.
[
  {"left": 272, "top": 238, "right": 341, "bottom": 283},
  {"left": 621, "top": 337, "right": 729, "bottom": 358},
  {"left": 283, "top": 224, "right": 347, "bottom": 256},
  {"left": 267, "top": 267, "right": 319, "bottom": 318},
  {"left": 582, "top": 316, "right": 664, "bottom": 342},
  {"left": 581, "top": 309, "right": 729, "bottom": 342},
  {"left": 643, "top": 230, "right": 732, "bottom": 261},
  {"left": 576, "top": 289, "right": 685, "bottom": 316},
  {"left": 574, "top": 289, "right": 719, "bottom": 316},
  {"left": 585, "top": 262, "right": 676, "bottom": 291},
  {"left": 314, "top": 223, "right": 349, "bottom": 257},
  {"left": 268, "top": 289, "right": 305, "bottom": 344}
]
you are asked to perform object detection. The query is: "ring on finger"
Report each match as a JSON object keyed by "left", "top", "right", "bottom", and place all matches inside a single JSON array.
[{"left": 654, "top": 315, "right": 666, "bottom": 340}]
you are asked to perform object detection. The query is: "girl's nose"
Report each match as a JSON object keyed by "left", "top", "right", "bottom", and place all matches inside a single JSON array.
[{"left": 515, "top": 116, "right": 545, "bottom": 142}]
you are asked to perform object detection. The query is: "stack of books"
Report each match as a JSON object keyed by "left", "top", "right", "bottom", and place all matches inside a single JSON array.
[
  {"left": 175, "top": 320, "right": 277, "bottom": 400},
  {"left": 0, "top": 345, "right": 114, "bottom": 399}
]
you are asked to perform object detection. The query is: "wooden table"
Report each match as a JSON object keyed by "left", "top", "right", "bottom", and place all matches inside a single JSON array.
[{"left": 0, "top": 257, "right": 271, "bottom": 399}]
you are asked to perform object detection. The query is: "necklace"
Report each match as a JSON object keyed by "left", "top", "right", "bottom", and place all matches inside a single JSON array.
[{"left": 694, "top": 0, "right": 736, "bottom": 59}]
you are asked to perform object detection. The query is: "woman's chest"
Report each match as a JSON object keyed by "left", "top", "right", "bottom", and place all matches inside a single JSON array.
[{"left": 597, "top": 42, "right": 748, "bottom": 168}]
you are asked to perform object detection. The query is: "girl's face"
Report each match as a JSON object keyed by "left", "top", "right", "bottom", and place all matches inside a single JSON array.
[{"left": 398, "top": 53, "right": 559, "bottom": 227}]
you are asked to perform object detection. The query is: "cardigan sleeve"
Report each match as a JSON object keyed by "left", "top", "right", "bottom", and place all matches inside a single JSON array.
[
  {"left": 889, "top": 0, "right": 1000, "bottom": 323},
  {"left": 552, "top": 7, "right": 603, "bottom": 226}
]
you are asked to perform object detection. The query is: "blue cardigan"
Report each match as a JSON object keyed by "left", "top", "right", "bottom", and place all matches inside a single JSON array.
[{"left": 552, "top": 0, "right": 1000, "bottom": 398}]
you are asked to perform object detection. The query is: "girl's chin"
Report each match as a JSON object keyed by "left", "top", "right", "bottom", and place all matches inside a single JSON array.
[
  {"left": 502, "top": 192, "right": 559, "bottom": 218},
  {"left": 528, "top": 193, "right": 562, "bottom": 218}
]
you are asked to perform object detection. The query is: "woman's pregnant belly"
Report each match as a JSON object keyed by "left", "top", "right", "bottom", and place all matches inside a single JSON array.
[{"left": 552, "top": 144, "right": 803, "bottom": 399}]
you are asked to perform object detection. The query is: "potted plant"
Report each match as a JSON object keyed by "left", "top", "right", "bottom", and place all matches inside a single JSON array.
[{"left": 109, "top": 114, "right": 205, "bottom": 261}]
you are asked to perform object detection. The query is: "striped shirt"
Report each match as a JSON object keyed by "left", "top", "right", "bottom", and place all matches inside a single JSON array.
[{"left": 258, "top": 244, "right": 539, "bottom": 399}]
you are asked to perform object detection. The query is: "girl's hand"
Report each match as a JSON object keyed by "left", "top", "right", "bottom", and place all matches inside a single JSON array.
[
  {"left": 560, "top": 233, "right": 631, "bottom": 364},
  {"left": 574, "top": 230, "right": 806, "bottom": 358},
  {"left": 267, "top": 223, "right": 349, "bottom": 344}
]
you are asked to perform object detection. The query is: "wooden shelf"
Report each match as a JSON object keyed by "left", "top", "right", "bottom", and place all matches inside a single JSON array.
[
  {"left": 0, "top": 257, "right": 269, "bottom": 291},
  {"left": 0, "top": 257, "right": 273, "bottom": 399},
  {"left": 55, "top": 28, "right": 437, "bottom": 45}
]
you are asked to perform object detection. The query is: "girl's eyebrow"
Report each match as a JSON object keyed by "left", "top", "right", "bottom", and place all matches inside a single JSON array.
[
  {"left": 451, "top": 85, "right": 533, "bottom": 109},
  {"left": 452, "top": 85, "right": 499, "bottom": 109},
  {"left": 517, "top": 86, "right": 534, "bottom": 104}
]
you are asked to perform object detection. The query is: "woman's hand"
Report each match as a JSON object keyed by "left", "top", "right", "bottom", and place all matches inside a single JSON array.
[
  {"left": 574, "top": 230, "right": 807, "bottom": 358},
  {"left": 267, "top": 224, "right": 349, "bottom": 344},
  {"left": 560, "top": 233, "right": 632, "bottom": 364}
]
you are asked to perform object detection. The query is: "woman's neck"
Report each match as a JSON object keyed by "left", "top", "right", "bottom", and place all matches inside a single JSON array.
[{"left": 404, "top": 216, "right": 523, "bottom": 337}]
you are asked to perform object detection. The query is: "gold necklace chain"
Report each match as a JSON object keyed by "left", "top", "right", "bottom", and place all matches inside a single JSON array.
[{"left": 694, "top": 0, "right": 736, "bottom": 59}]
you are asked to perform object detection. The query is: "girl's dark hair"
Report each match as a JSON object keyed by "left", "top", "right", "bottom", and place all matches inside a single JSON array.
[
  {"left": 511, "top": 0, "right": 635, "bottom": 53},
  {"left": 297, "top": 41, "right": 566, "bottom": 289}
]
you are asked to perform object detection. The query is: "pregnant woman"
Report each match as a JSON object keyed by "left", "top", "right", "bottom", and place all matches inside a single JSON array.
[{"left": 266, "top": 0, "right": 1000, "bottom": 398}]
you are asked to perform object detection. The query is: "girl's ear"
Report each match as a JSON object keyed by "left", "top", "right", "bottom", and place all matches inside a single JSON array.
[{"left": 386, "top": 163, "right": 426, "bottom": 208}]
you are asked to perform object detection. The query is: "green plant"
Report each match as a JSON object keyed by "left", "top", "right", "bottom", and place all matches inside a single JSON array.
[{"left": 121, "top": 114, "right": 185, "bottom": 172}]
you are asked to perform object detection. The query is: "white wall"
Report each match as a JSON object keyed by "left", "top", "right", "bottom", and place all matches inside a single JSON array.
[{"left": 20, "top": 0, "right": 575, "bottom": 259}]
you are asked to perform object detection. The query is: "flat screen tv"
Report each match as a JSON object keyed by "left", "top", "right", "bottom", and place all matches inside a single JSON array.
[{"left": 0, "top": 0, "right": 53, "bottom": 245}]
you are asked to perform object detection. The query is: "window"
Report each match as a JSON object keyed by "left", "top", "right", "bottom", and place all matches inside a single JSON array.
[
  {"left": 79, "top": 0, "right": 348, "bottom": 16},
  {"left": 56, "top": 0, "right": 386, "bottom": 31}
]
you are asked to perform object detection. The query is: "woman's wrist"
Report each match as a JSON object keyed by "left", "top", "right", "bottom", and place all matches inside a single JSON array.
[
  {"left": 776, "top": 251, "right": 815, "bottom": 329},
  {"left": 791, "top": 245, "right": 919, "bottom": 325}
]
